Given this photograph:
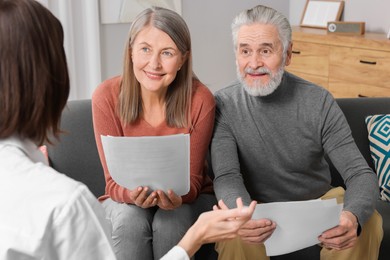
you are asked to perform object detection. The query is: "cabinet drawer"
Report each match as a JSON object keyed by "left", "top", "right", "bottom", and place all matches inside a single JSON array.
[
  {"left": 329, "top": 46, "right": 390, "bottom": 89},
  {"left": 287, "top": 70, "right": 329, "bottom": 89},
  {"left": 329, "top": 78, "right": 390, "bottom": 98},
  {"left": 289, "top": 41, "right": 329, "bottom": 77}
]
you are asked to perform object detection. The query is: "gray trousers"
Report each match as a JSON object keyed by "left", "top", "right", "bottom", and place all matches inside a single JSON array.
[{"left": 102, "top": 193, "right": 217, "bottom": 260}]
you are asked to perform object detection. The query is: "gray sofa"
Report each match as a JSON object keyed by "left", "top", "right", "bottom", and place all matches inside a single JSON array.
[{"left": 48, "top": 98, "right": 390, "bottom": 259}]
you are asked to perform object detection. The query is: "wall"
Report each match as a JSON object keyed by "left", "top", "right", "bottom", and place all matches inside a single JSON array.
[
  {"left": 99, "top": 0, "right": 289, "bottom": 93},
  {"left": 290, "top": 0, "right": 390, "bottom": 33},
  {"left": 100, "top": 23, "right": 129, "bottom": 83},
  {"left": 100, "top": 0, "right": 390, "bottom": 95}
]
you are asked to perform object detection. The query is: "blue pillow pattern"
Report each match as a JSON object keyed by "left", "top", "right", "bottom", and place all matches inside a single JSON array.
[{"left": 366, "top": 114, "right": 390, "bottom": 202}]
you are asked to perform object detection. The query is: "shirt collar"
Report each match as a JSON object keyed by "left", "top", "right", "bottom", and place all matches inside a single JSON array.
[{"left": 0, "top": 135, "right": 48, "bottom": 165}]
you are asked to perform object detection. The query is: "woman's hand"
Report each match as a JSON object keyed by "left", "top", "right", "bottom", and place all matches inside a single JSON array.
[
  {"left": 178, "top": 198, "right": 256, "bottom": 257},
  {"left": 129, "top": 187, "right": 158, "bottom": 208},
  {"left": 156, "top": 189, "right": 182, "bottom": 210}
]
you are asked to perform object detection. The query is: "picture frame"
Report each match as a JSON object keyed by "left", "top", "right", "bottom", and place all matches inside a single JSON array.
[{"left": 300, "top": 0, "right": 344, "bottom": 29}]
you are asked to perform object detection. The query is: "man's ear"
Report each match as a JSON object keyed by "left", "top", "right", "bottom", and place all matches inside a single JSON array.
[{"left": 285, "top": 42, "right": 293, "bottom": 66}]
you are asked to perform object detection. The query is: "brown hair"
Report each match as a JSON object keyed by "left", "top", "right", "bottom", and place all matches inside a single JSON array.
[
  {"left": 0, "top": 0, "right": 69, "bottom": 145},
  {"left": 119, "top": 6, "right": 194, "bottom": 128}
]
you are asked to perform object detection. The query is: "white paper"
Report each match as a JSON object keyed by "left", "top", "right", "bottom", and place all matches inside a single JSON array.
[
  {"left": 101, "top": 134, "right": 190, "bottom": 196},
  {"left": 252, "top": 198, "right": 343, "bottom": 256}
]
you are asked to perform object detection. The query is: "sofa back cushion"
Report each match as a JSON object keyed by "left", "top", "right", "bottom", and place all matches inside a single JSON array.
[
  {"left": 331, "top": 98, "right": 390, "bottom": 188},
  {"left": 47, "top": 99, "right": 105, "bottom": 198},
  {"left": 47, "top": 98, "right": 390, "bottom": 199}
]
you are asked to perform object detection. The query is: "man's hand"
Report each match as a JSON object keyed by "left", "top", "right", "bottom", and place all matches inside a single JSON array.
[
  {"left": 238, "top": 218, "right": 276, "bottom": 244},
  {"left": 318, "top": 210, "right": 359, "bottom": 250}
]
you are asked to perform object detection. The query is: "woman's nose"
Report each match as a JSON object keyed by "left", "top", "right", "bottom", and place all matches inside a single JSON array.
[{"left": 149, "top": 54, "right": 162, "bottom": 70}]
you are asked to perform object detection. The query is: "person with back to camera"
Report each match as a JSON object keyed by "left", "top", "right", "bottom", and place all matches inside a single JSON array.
[
  {"left": 92, "top": 6, "right": 217, "bottom": 259},
  {"left": 0, "top": 1, "right": 255, "bottom": 259},
  {"left": 210, "top": 4, "right": 383, "bottom": 260},
  {"left": 0, "top": 0, "right": 116, "bottom": 259}
]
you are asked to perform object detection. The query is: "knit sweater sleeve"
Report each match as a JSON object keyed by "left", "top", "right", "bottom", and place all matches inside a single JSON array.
[
  {"left": 211, "top": 93, "right": 253, "bottom": 209},
  {"left": 320, "top": 92, "right": 379, "bottom": 226},
  {"left": 181, "top": 82, "right": 215, "bottom": 203},
  {"left": 92, "top": 77, "right": 135, "bottom": 203}
]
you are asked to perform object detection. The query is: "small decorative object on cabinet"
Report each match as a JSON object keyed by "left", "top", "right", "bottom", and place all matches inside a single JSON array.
[
  {"left": 287, "top": 26, "right": 390, "bottom": 98},
  {"left": 327, "top": 21, "right": 365, "bottom": 35}
]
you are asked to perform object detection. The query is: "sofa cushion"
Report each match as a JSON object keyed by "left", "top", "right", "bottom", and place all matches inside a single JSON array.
[
  {"left": 365, "top": 114, "right": 390, "bottom": 202},
  {"left": 47, "top": 99, "right": 106, "bottom": 198}
]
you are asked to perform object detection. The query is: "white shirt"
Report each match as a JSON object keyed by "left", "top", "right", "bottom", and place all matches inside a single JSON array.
[
  {"left": 0, "top": 136, "right": 116, "bottom": 260},
  {"left": 160, "top": 246, "right": 189, "bottom": 260}
]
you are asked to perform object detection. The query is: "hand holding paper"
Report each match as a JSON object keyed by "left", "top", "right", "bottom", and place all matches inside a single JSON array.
[
  {"left": 156, "top": 189, "right": 183, "bottom": 210},
  {"left": 128, "top": 186, "right": 183, "bottom": 210},
  {"left": 319, "top": 210, "right": 359, "bottom": 250},
  {"left": 238, "top": 218, "right": 276, "bottom": 244},
  {"left": 251, "top": 198, "right": 343, "bottom": 256}
]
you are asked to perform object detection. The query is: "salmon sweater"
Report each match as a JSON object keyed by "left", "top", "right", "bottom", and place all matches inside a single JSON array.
[{"left": 92, "top": 76, "right": 215, "bottom": 204}]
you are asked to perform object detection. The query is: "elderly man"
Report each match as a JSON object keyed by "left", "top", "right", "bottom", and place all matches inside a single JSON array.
[{"left": 211, "top": 5, "right": 383, "bottom": 260}]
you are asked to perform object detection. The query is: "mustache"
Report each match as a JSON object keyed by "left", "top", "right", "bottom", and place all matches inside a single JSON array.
[{"left": 244, "top": 67, "right": 272, "bottom": 75}]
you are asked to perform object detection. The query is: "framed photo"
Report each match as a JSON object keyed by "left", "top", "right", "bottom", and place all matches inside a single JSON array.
[{"left": 300, "top": 0, "right": 344, "bottom": 29}]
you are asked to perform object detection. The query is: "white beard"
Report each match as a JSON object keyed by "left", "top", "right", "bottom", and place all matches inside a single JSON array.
[{"left": 237, "top": 64, "right": 285, "bottom": 97}]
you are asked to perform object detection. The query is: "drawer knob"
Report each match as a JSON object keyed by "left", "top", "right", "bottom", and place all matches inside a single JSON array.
[
  {"left": 292, "top": 50, "right": 301, "bottom": 54},
  {"left": 359, "top": 60, "right": 377, "bottom": 65}
]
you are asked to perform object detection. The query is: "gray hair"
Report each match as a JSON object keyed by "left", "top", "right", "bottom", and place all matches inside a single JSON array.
[
  {"left": 231, "top": 5, "right": 291, "bottom": 55},
  {"left": 119, "top": 6, "right": 193, "bottom": 128},
  {"left": 128, "top": 6, "right": 191, "bottom": 56}
]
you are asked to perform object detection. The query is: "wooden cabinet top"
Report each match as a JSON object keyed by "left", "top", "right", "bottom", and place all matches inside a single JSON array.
[{"left": 292, "top": 26, "right": 390, "bottom": 52}]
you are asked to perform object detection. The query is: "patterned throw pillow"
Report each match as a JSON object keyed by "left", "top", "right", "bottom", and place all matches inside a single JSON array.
[{"left": 365, "top": 114, "right": 390, "bottom": 202}]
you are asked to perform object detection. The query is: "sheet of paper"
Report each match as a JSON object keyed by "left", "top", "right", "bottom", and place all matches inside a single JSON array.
[
  {"left": 252, "top": 198, "right": 343, "bottom": 256},
  {"left": 101, "top": 134, "right": 190, "bottom": 196}
]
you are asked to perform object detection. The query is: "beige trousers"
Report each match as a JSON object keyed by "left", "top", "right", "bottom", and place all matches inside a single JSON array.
[{"left": 215, "top": 187, "right": 383, "bottom": 260}]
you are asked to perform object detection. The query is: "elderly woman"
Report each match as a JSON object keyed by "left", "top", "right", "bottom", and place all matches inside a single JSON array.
[{"left": 92, "top": 6, "right": 216, "bottom": 259}]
